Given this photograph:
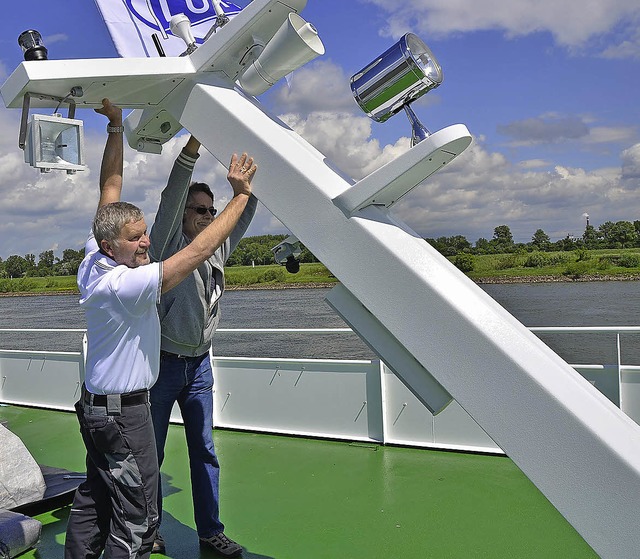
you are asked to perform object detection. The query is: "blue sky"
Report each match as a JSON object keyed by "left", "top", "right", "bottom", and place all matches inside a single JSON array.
[{"left": 0, "top": 0, "right": 639, "bottom": 259}]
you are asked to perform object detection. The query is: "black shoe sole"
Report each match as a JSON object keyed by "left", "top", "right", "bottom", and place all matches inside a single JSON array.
[{"left": 198, "top": 539, "right": 243, "bottom": 557}]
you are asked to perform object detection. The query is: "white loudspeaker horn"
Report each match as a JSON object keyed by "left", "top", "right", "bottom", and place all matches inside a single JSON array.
[
  {"left": 239, "top": 12, "right": 324, "bottom": 96},
  {"left": 170, "top": 13, "right": 196, "bottom": 52}
]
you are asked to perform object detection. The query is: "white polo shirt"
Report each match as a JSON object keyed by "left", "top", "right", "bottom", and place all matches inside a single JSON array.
[{"left": 77, "top": 233, "right": 162, "bottom": 395}]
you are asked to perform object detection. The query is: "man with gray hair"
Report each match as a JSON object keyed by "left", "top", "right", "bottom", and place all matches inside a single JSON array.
[{"left": 64, "top": 99, "right": 257, "bottom": 559}]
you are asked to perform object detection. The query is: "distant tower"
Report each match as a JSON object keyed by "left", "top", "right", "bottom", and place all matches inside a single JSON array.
[{"left": 582, "top": 213, "right": 590, "bottom": 228}]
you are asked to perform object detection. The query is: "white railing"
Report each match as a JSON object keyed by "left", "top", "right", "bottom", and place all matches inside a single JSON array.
[
  {"left": 1, "top": 326, "right": 639, "bottom": 453},
  {"left": 528, "top": 326, "right": 640, "bottom": 414}
]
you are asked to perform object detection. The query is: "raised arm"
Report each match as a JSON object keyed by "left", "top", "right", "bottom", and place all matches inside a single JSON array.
[
  {"left": 94, "top": 99, "right": 123, "bottom": 209},
  {"left": 148, "top": 135, "right": 201, "bottom": 262},
  {"left": 161, "top": 153, "right": 256, "bottom": 293}
]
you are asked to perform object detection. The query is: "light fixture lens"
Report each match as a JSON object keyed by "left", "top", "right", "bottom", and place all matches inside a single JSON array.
[
  {"left": 37, "top": 124, "right": 81, "bottom": 164},
  {"left": 406, "top": 34, "right": 442, "bottom": 86},
  {"left": 18, "top": 29, "right": 48, "bottom": 61}
]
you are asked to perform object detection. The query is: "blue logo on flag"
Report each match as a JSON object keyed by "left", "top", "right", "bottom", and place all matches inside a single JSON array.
[{"left": 125, "top": 0, "right": 243, "bottom": 39}]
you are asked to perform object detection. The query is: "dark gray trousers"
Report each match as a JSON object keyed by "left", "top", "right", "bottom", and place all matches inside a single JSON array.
[{"left": 64, "top": 394, "right": 159, "bottom": 559}]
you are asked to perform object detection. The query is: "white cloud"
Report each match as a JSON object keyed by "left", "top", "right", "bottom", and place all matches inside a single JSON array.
[
  {"left": 621, "top": 143, "right": 640, "bottom": 180},
  {"left": 361, "top": 0, "right": 640, "bottom": 52},
  {"left": 498, "top": 115, "right": 590, "bottom": 145},
  {"left": 42, "top": 33, "right": 68, "bottom": 46},
  {"left": 267, "top": 65, "right": 640, "bottom": 245},
  {"left": 272, "top": 60, "right": 411, "bottom": 180},
  {"left": 0, "top": 103, "right": 280, "bottom": 259},
  {"left": 0, "top": 109, "right": 96, "bottom": 256},
  {"left": 600, "top": 27, "right": 640, "bottom": 59},
  {"left": 1, "top": 117, "right": 638, "bottom": 257},
  {"left": 518, "top": 159, "right": 551, "bottom": 169},
  {"left": 391, "top": 139, "right": 637, "bottom": 243},
  {"left": 497, "top": 114, "right": 636, "bottom": 149},
  {"left": 583, "top": 126, "right": 637, "bottom": 145},
  {"left": 1, "top": 57, "right": 639, "bottom": 261},
  {"left": 279, "top": 111, "right": 409, "bottom": 180},
  {"left": 271, "top": 60, "right": 355, "bottom": 115}
]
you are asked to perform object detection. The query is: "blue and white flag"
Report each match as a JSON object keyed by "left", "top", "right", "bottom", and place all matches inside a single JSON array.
[{"left": 93, "top": 0, "right": 244, "bottom": 57}]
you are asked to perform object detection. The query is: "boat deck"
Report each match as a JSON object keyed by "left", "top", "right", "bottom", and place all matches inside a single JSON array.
[{"left": 0, "top": 405, "right": 597, "bottom": 558}]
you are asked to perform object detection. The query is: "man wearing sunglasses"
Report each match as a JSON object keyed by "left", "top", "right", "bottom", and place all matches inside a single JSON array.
[{"left": 148, "top": 135, "right": 257, "bottom": 557}]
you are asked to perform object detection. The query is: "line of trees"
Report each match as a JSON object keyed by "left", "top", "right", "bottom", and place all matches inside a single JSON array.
[
  {"left": 1, "top": 221, "right": 638, "bottom": 279},
  {"left": 0, "top": 235, "right": 318, "bottom": 278},
  {"left": 426, "top": 220, "right": 640, "bottom": 256},
  {"left": 0, "top": 249, "right": 85, "bottom": 279}
]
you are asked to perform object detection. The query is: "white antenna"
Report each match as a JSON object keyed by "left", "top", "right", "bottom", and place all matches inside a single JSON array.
[{"left": 211, "top": 0, "right": 230, "bottom": 27}]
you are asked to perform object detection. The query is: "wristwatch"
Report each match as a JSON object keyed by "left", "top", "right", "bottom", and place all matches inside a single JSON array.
[{"left": 107, "top": 125, "right": 124, "bottom": 134}]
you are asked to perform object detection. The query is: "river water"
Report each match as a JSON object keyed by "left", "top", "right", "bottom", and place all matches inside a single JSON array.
[{"left": 0, "top": 281, "right": 638, "bottom": 364}]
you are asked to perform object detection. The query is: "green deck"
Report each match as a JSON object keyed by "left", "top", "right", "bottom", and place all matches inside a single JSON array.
[{"left": 0, "top": 405, "right": 597, "bottom": 558}]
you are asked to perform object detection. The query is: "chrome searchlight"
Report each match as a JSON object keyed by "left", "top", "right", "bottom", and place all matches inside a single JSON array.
[
  {"left": 239, "top": 12, "right": 324, "bottom": 96},
  {"left": 24, "top": 114, "right": 85, "bottom": 174},
  {"left": 18, "top": 29, "right": 48, "bottom": 61},
  {"left": 350, "top": 33, "right": 442, "bottom": 145}
]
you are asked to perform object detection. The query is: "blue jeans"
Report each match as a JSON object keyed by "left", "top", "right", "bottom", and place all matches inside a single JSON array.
[{"left": 150, "top": 352, "right": 223, "bottom": 538}]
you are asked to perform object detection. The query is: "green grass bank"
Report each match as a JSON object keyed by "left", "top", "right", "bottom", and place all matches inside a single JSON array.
[{"left": 2, "top": 249, "right": 640, "bottom": 295}]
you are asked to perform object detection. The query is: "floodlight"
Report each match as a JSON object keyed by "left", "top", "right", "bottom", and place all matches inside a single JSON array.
[
  {"left": 238, "top": 12, "right": 324, "bottom": 96},
  {"left": 24, "top": 114, "right": 85, "bottom": 174},
  {"left": 350, "top": 33, "right": 442, "bottom": 145},
  {"left": 272, "top": 235, "right": 303, "bottom": 274},
  {"left": 18, "top": 30, "right": 48, "bottom": 61}
]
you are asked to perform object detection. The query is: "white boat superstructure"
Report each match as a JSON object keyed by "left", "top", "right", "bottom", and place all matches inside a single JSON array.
[{"left": 3, "top": 1, "right": 640, "bottom": 554}]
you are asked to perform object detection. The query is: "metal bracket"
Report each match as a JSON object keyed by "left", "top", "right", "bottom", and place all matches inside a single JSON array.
[
  {"left": 18, "top": 88, "right": 83, "bottom": 149},
  {"left": 332, "top": 124, "right": 472, "bottom": 216}
]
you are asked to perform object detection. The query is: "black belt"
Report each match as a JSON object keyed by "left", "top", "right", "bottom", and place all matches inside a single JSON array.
[
  {"left": 83, "top": 389, "right": 149, "bottom": 407},
  {"left": 160, "top": 350, "right": 206, "bottom": 360}
]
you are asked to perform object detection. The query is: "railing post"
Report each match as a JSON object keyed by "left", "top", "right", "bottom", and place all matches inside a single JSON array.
[
  {"left": 377, "top": 359, "right": 387, "bottom": 445},
  {"left": 617, "top": 332, "right": 623, "bottom": 411}
]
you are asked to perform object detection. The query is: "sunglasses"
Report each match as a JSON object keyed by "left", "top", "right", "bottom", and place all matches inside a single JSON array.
[{"left": 186, "top": 206, "right": 217, "bottom": 217}]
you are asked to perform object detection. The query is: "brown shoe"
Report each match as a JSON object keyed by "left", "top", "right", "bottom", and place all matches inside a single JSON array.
[{"left": 199, "top": 533, "right": 243, "bottom": 557}]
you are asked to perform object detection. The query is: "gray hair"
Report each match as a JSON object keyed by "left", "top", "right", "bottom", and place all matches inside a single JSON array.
[{"left": 93, "top": 202, "right": 144, "bottom": 247}]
